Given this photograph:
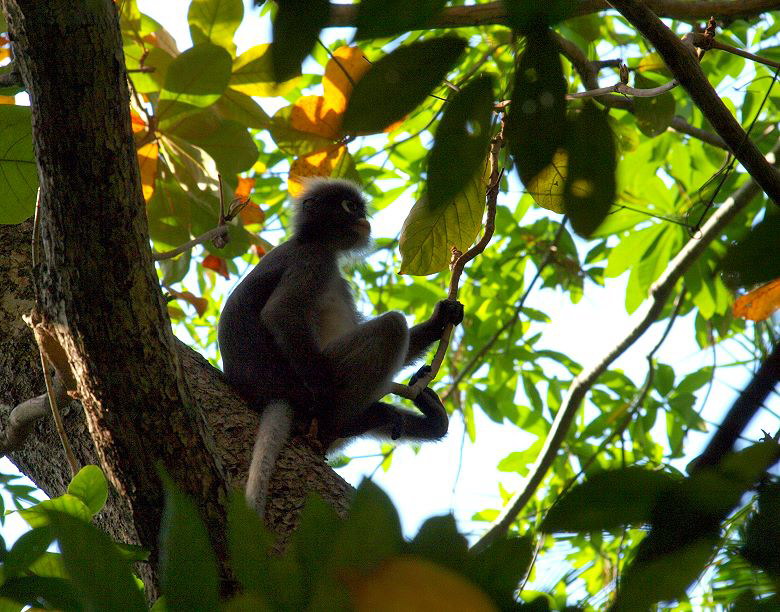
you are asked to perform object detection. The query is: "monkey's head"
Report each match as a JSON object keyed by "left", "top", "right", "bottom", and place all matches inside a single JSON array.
[{"left": 293, "top": 179, "right": 371, "bottom": 251}]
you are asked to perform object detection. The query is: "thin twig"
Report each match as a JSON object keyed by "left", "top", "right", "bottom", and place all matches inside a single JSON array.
[
  {"left": 567, "top": 79, "right": 678, "bottom": 99},
  {"left": 152, "top": 226, "right": 229, "bottom": 261},
  {"left": 690, "top": 32, "right": 780, "bottom": 70},
  {"left": 40, "top": 354, "right": 78, "bottom": 477}
]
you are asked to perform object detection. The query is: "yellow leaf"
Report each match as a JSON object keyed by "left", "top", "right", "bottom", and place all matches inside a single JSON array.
[
  {"left": 0, "top": 96, "right": 15, "bottom": 105},
  {"left": 230, "top": 44, "right": 297, "bottom": 97},
  {"left": 323, "top": 46, "right": 370, "bottom": 115},
  {"left": 137, "top": 141, "right": 158, "bottom": 202},
  {"left": 288, "top": 145, "right": 346, "bottom": 196},
  {"left": 344, "top": 555, "right": 497, "bottom": 612},
  {"left": 733, "top": 278, "right": 780, "bottom": 322},
  {"left": 290, "top": 95, "right": 342, "bottom": 140},
  {"left": 526, "top": 149, "right": 567, "bottom": 213}
]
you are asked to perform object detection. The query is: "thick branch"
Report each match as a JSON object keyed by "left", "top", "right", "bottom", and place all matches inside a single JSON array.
[
  {"left": 607, "top": 0, "right": 780, "bottom": 203},
  {"left": 326, "top": 0, "right": 780, "bottom": 30},
  {"left": 0, "top": 374, "right": 64, "bottom": 453},
  {"left": 472, "top": 148, "right": 774, "bottom": 553}
]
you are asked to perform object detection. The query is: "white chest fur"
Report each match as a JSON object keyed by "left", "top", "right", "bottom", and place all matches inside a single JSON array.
[{"left": 316, "top": 278, "right": 358, "bottom": 348}]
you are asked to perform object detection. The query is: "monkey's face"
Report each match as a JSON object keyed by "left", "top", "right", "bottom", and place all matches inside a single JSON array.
[{"left": 294, "top": 180, "right": 371, "bottom": 251}]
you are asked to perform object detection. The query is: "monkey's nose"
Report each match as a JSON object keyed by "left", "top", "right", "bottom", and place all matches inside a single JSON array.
[{"left": 354, "top": 218, "right": 371, "bottom": 235}]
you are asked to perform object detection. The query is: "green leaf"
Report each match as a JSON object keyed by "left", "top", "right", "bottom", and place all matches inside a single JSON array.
[
  {"left": 721, "top": 211, "right": 780, "bottom": 288},
  {"left": 355, "top": 0, "right": 448, "bottom": 40},
  {"left": 0, "top": 576, "right": 84, "bottom": 612},
  {"left": 342, "top": 37, "right": 466, "bottom": 134},
  {"left": 468, "top": 536, "right": 534, "bottom": 607},
  {"left": 271, "top": 0, "right": 330, "bottom": 83},
  {"left": 159, "top": 474, "right": 220, "bottom": 612},
  {"left": 227, "top": 492, "right": 302, "bottom": 610},
  {"left": 634, "top": 73, "right": 676, "bottom": 137},
  {"left": 400, "top": 162, "right": 488, "bottom": 275},
  {"left": 541, "top": 467, "right": 678, "bottom": 532},
  {"left": 613, "top": 537, "right": 718, "bottom": 611},
  {"left": 48, "top": 511, "right": 146, "bottom": 611},
  {"left": 506, "top": 28, "right": 567, "bottom": 186},
  {"left": 160, "top": 43, "right": 232, "bottom": 112},
  {"left": 503, "top": 0, "right": 576, "bottom": 33},
  {"left": 407, "top": 515, "right": 469, "bottom": 573},
  {"left": 19, "top": 494, "right": 92, "bottom": 527},
  {"left": 184, "top": 118, "right": 258, "bottom": 175},
  {"left": 188, "top": 0, "right": 243, "bottom": 55},
  {"left": 563, "top": 104, "right": 617, "bottom": 238},
  {"left": 231, "top": 45, "right": 298, "bottom": 97},
  {"left": 67, "top": 465, "right": 108, "bottom": 516},
  {"left": 0, "top": 105, "right": 38, "bottom": 224},
  {"left": 4, "top": 527, "right": 54, "bottom": 578},
  {"left": 427, "top": 75, "right": 494, "bottom": 211},
  {"left": 214, "top": 88, "right": 271, "bottom": 129},
  {"left": 293, "top": 494, "right": 341, "bottom": 600}
]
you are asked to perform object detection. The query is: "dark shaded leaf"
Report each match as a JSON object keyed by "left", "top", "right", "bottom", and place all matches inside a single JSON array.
[
  {"left": 634, "top": 73, "right": 676, "bottom": 137},
  {"left": 342, "top": 37, "right": 466, "bottom": 134},
  {"left": 721, "top": 212, "right": 780, "bottom": 289},
  {"left": 504, "top": 0, "right": 576, "bottom": 33},
  {"left": 506, "top": 28, "right": 566, "bottom": 186},
  {"left": 0, "top": 576, "right": 84, "bottom": 612},
  {"left": 468, "top": 536, "right": 534, "bottom": 608},
  {"left": 355, "top": 0, "right": 448, "bottom": 40},
  {"left": 563, "top": 104, "right": 617, "bottom": 238},
  {"left": 271, "top": 0, "right": 329, "bottom": 83},
  {"left": 293, "top": 494, "right": 341, "bottom": 600},
  {"left": 4, "top": 527, "right": 53, "bottom": 578},
  {"left": 541, "top": 467, "right": 677, "bottom": 532},
  {"left": 407, "top": 514, "right": 469, "bottom": 573},
  {"left": 427, "top": 75, "right": 494, "bottom": 211},
  {"left": 48, "top": 512, "right": 146, "bottom": 611},
  {"left": 160, "top": 474, "right": 220, "bottom": 612},
  {"left": 227, "top": 492, "right": 302, "bottom": 610},
  {"left": 742, "top": 481, "right": 780, "bottom": 578}
]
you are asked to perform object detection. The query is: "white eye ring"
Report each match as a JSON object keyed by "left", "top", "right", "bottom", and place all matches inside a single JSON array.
[{"left": 341, "top": 200, "right": 355, "bottom": 214}]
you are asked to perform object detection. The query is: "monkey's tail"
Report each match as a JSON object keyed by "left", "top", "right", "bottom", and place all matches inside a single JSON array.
[{"left": 245, "top": 400, "right": 293, "bottom": 519}]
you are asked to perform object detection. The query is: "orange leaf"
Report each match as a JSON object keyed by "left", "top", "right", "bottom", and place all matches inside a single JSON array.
[
  {"left": 291, "top": 95, "right": 342, "bottom": 140},
  {"left": 235, "top": 177, "right": 255, "bottom": 199},
  {"left": 288, "top": 145, "right": 347, "bottom": 196},
  {"left": 0, "top": 36, "right": 9, "bottom": 45},
  {"left": 137, "top": 141, "right": 158, "bottom": 202},
  {"left": 168, "top": 289, "right": 209, "bottom": 317},
  {"left": 240, "top": 203, "right": 265, "bottom": 226},
  {"left": 733, "top": 278, "right": 780, "bottom": 322},
  {"left": 323, "top": 46, "right": 371, "bottom": 115},
  {"left": 0, "top": 48, "right": 9, "bottom": 62},
  {"left": 250, "top": 244, "right": 266, "bottom": 257},
  {"left": 0, "top": 96, "right": 15, "bottom": 105},
  {"left": 202, "top": 254, "right": 229, "bottom": 279},
  {"left": 131, "top": 111, "right": 147, "bottom": 134}
]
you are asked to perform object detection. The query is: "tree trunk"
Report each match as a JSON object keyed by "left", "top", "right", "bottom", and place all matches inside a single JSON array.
[{"left": 0, "top": 0, "right": 352, "bottom": 596}]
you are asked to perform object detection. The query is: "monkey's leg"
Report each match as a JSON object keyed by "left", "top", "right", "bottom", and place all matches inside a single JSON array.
[
  {"left": 339, "top": 390, "right": 448, "bottom": 441},
  {"left": 321, "top": 312, "right": 410, "bottom": 434}
]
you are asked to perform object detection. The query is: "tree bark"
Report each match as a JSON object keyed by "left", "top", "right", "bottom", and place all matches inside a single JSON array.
[{"left": 0, "top": 0, "right": 352, "bottom": 596}]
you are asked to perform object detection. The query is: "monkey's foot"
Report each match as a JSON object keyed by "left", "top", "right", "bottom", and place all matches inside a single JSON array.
[{"left": 409, "top": 365, "right": 432, "bottom": 386}]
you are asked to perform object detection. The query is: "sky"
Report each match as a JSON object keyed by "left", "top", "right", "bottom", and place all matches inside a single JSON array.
[{"left": 0, "top": 2, "right": 777, "bottom": 596}]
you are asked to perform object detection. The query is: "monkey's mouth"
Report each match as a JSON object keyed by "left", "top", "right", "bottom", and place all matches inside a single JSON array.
[{"left": 353, "top": 218, "right": 371, "bottom": 238}]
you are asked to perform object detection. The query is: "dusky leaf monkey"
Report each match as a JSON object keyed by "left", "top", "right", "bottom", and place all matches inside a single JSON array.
[{"left": 218, "top": 179, "right": 464, "bottom": 517}]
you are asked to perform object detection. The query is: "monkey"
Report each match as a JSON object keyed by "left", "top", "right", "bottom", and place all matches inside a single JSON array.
[{"left": 218, "top": 179, "right": 464, "bottom": 517}]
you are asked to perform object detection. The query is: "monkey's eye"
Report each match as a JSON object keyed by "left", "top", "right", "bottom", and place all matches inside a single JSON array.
[{"left": 341, "top": 200, "right": 357, "bottom": 214}]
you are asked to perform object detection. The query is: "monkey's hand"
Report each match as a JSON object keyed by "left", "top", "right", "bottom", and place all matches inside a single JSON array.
[
  {"left": 429, "top": 299, "right": 464, "bottom": 335},
  {"left": 411, "top": 388, "right": 448, "bottom": 439}
]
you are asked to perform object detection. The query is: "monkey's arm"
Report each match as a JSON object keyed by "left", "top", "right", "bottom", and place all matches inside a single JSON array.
[
  {"left": 405, "top": 299, "right": 464, "bottom": 365},
  {"left": 261, "top": 259, "right": 334, "bottom": 396}
]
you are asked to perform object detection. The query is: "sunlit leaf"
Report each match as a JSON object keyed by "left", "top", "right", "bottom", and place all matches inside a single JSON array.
[
  {"left": 0, "top": 105, "right": 37, "bottom": 224},
  {"left": 526, "top": 149, "right": 567, "bottom": 213},
  {"left": 270, "top": 105, "right": 335, "bottom": 155},
  {"left": 168, "top": 289, "right": 208, "bottom": 316},
  {"left": 634, "top": 73, "right": 675, "bottom": 137},
  {"left": 427, "top": 75, "right": 494, "bottom": 211},
  {"left": 188, "top": 0, "right": 243, "bottom": 56},
  {"left": 355, "top": 0, "right": 448, "bottom": 40},
  {"left": 137, "top": 140, "right": 158, "bottom": 202},
  {"left": 563, "top": 103, "right": 617, "bottom": 237},
  {"left": 19, "top": 494, "right": 92, "bottom": 527},
  {"left": 159, "top": 42, "right": 232, "bottom": 112},
  {"left": 343, "top": 37, "right": 466, "bottom": 134},
  {"left": 506, "top": 28, "right": 567, "bottom": 186},
  {"left": 271, "top": 0, "right": 329, "bottom": 83},
  {"left": 202, "top": 254, "right": 230, "bottom": 278},
  {"left": 291, "top": 95, "right": 343, "bottom": 140},
  {"left": 230, "top": 44, "right": 297, "bottom": 96},
  {"left": 288, "top": 145, "right": 349, "bottom": 196},
  {"left": 400, "top": 160, "right": 489, "bottom": 275},
  {"left": 66, "top": 465, "right": 108, "bottom": 516},
  {"left": 733, "top": 278, "right": 780, "bottom": 321},
  {"left": 323, "top": 46, "right": 371, "bottom": 115}
]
